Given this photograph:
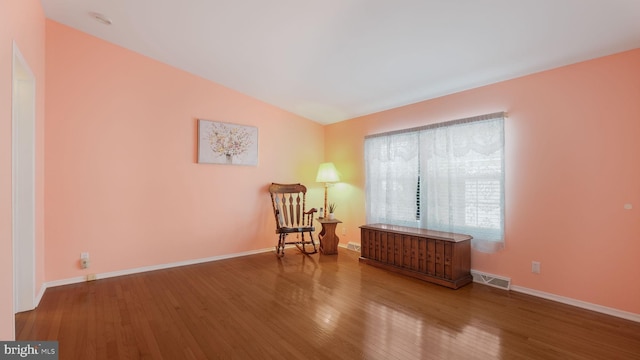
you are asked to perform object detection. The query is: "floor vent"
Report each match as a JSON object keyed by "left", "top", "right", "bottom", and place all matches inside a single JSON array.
[
  {"left": 346, "top": 242, "right": 361, "bottom": 252},
  {"left": 471, "top": 270, "right": 511, "bottom": 290}
]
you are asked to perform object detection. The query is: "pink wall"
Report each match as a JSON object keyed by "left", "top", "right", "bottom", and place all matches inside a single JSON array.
[
  {"left": 45, "top": 21, "right": 325, "bottom": 281},
  {"left": 0, "top": 0, "right": 46, "bottom": 340},
  {"left": 4, "top": 6, "right": 637, "bottom": 340},
  {"left": 326, "top": 49, "right": 640, "bottom": 314}
]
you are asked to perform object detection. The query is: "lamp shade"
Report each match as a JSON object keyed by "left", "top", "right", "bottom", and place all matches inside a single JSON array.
[{"left": 316, "top": 162, "right": 340, "bottom": 183}]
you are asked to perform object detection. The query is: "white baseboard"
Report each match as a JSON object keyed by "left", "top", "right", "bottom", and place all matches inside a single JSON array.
[
  {"left": 347, "top": 252, "right": 639, "bottom": 322},
  {"left": 37, "top": 248, "right": 640, "bottom": 324},
  {"left": 35, "top": 283, "right": 47, "bottom": 307},
  {"left": 42, "top": 247, "right": 273, "bottom": 291},
  {"left": 510, "top": 285, "right": 640, "bottom": 323}
]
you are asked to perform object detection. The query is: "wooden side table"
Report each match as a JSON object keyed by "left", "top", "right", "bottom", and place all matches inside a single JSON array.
[{"left": 316, "top": 218, "right": 342, "bottom": 255}]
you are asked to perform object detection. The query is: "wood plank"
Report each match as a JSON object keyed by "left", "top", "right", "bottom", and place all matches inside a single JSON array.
[{"left": 16, "top": 249, "right": 640, "bottom": 360}]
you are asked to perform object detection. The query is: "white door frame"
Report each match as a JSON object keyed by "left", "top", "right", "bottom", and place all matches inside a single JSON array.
[{"left": 12, "top": 41, "right": 36, "bottom": 316}]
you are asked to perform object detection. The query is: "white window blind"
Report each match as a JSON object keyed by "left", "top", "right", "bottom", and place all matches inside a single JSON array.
[{"left": 364, "top": 112, "right": 505, "bottom": 253}]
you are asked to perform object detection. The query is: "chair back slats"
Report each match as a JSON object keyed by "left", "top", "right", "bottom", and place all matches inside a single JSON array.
[
  {"left": 273, "top": 195, "right": 285, "bottom": 227},
  {"left": 269, "top": 183, "right": 311, "bottom": 229},
  {"left": 268, "top": 182, "right": 318, "bottom": 256},
  {"left": 282, "top": 196, "right": 287, "bottom": 226},
  {"left": 287, "top": 194, "right": 294, "bottom": 226},
  {"left": 298, "top": 195, "right": 303, "bottom": 225}
]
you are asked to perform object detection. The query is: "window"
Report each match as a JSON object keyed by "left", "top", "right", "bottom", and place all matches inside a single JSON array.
[
  {"left": 364, "top": 113, "right": 505, "bottom": 252},
  {"left": 364, "top": 132, "right": 420, "bottom": 227}
]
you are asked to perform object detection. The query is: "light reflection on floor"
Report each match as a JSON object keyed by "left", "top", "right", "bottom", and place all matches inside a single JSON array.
[
  {"left": 362, "top": 301, "right": 501, "bottom": 358},
  {"left": 314, "top": 303, "right": 341, "bottom": 333},
  {"left": 280, "top": 252, "right": 504, "bottom": 358}
]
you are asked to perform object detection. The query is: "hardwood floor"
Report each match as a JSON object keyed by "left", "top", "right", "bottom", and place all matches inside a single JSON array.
[{"left": 16, "top": 248, "right": 640, "bottom": 359}]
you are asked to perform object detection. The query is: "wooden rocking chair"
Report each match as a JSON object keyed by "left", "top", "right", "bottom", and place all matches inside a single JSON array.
[{"left": 269, "top": 183, "right": 318, "bottom": 256}]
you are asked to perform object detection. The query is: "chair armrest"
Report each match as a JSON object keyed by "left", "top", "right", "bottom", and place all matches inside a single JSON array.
[{"left": 304, "top": 208, "right": 317, "bottom": 227}]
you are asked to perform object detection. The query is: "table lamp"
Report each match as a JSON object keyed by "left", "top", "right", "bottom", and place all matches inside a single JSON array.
[{"left": 316, "top": 162, "right": 340, "bottom": 218}]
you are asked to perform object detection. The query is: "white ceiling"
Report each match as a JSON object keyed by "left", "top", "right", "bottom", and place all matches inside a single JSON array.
[{"left": 40, "top": 0, "right": 640, "bottom": 124}]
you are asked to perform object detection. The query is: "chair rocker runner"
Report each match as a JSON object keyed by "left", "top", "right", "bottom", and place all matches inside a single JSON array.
[{"left": 269, "top": 183, "right": 318, "bottom": 256}]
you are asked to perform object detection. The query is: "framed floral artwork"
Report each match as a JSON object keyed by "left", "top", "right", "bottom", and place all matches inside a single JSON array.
[{"left": 197, "top": 119, "right": 258, "bottom": 166}]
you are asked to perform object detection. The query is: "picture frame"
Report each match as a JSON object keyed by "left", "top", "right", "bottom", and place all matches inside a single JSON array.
[{"left": 197, "top": 119, "right": 258, "bottom": 166}]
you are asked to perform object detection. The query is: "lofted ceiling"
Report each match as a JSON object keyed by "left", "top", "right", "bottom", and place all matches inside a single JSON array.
[{"left": 40, "top": 0, "right": 640, "bottom": 124}]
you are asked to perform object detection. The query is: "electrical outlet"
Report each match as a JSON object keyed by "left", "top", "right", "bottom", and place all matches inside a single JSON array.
[
  {"left": 80, "top": 253, "right": 90, "bottom": 269},
  {"left": 531, "top": 261, "right": 541, "bottom": 274},
  {"left": 86, "top": 274, "right": 96, "bottom": 281}
]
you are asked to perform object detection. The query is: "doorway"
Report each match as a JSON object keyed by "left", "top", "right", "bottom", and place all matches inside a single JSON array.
[{"left": 12, "top": 42, "right": 36, "bottom": 315}]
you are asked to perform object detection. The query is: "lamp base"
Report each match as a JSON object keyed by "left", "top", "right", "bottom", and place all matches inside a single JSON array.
[{"left": 323, "top": 183, "right": 329, "bottom": 218}]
